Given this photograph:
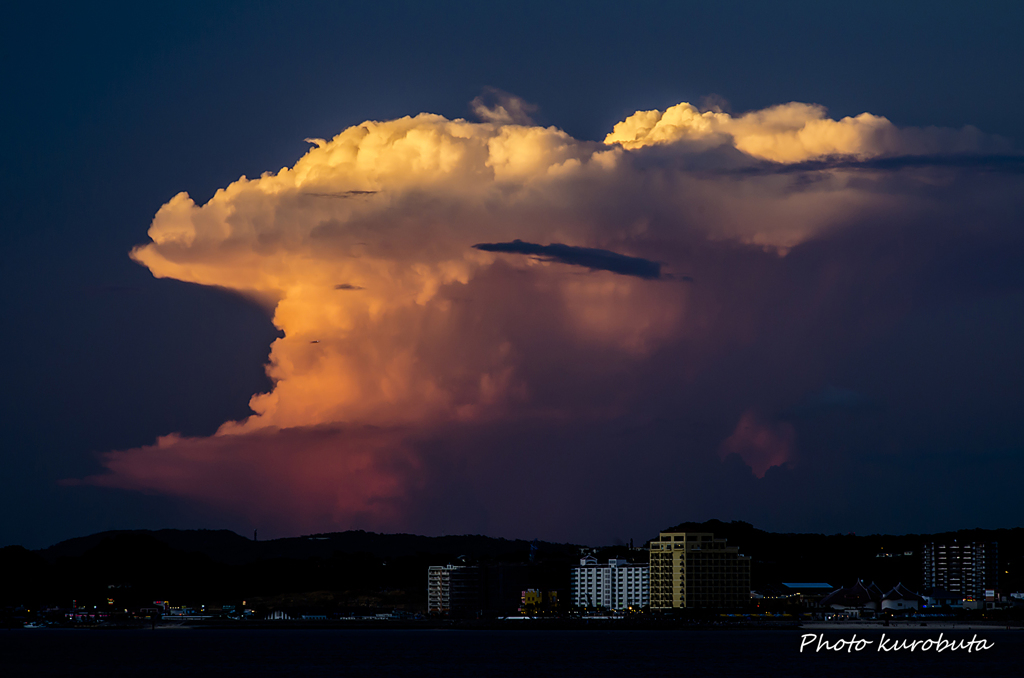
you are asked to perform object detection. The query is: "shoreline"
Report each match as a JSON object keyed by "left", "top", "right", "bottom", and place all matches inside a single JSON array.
[{"left": 21, "top": 619, "right": 1024, "bottom": 632}]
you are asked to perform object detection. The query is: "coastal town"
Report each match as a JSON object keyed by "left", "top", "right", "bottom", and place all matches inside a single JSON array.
[{"left": 4, "top": 523, "right": 1024, "bottom": 629}]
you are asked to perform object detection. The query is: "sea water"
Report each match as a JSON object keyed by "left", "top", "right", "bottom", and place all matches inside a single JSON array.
[{"left": 1, "top": 628, "right": 1020, "bottom": 677}]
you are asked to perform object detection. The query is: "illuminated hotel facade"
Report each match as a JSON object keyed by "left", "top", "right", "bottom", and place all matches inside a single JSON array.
[
  {"left": 570, "top": 556, "right": 649, "bottom": 610},
  {"left": 649, "top": 531, "right": 751, "bottom": 609}
]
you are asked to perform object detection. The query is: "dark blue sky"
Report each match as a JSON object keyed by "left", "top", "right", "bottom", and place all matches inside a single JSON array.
[{"left": 2, "top": 1, "right": 1023, "bottom": 548}]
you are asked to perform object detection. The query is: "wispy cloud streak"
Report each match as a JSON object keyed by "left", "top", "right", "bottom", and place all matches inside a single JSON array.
[
  {"left": 724, "top": 153, "right": 1024, "bottom": 176},
  {"left": 472, "top": 240, "right": 662, "bottom": 279}
]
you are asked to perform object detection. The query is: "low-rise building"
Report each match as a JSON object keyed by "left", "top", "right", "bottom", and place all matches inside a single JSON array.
[
  {"left": 754, "top": 582, "right": 835, "bottom": 607},
  {"left": 923, "top": 587, "right": 961, "bottom": 608},
  {"left": 881, "top": 583, "right": 924, "bottom": 611},
  {"left": 821, "top": 580, "right": 880, "bottom": 613},
  {"left": 519, "top": 589, "right": 559, "bottom": 615}
]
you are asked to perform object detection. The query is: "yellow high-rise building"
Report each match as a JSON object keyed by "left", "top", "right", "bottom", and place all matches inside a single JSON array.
[{"left": 649, "top": 532, "right": 751, "bottom": 609}]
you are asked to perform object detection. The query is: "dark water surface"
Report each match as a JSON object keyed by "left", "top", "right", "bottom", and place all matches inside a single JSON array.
[{"left": 1, "top": 628, "right": 1020, "bottom": 677}]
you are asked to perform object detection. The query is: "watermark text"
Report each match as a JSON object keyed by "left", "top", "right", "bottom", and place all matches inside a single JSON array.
[{"left": 799, "top": 632, "right": 994, "bottom": 654}]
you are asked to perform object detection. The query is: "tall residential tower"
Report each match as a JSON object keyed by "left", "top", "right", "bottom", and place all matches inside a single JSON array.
[
  {"left": 921, "top": 541, "right": 998, "bottom": 601},
  {"left": 649, "top": 531, "right": 751, "bottom": 609}
]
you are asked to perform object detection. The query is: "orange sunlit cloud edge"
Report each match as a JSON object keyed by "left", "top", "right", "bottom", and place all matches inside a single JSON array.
[{"left": 75, "top": 95, "right": 1023, "bottom": 541}]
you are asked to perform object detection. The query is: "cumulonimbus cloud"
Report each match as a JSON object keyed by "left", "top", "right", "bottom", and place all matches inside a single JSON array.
[{"left": 77, "top": 96, "right": 1024, "bottom": 539}]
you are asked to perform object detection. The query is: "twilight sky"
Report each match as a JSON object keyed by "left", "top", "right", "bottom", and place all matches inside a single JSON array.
[{"left": 3, "top": 1, "right": 1024, "bottom": 549}]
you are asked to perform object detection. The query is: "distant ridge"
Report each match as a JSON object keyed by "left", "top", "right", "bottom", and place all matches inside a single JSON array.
[
  {"left": 2, "top": 528, "right": 586, "bottom": 611},
  {"left": 38, "top": 529, "right": 255, "bottom": 565},
  {"left": 34, "top": 528, "right": 583, "bottom": 566}
]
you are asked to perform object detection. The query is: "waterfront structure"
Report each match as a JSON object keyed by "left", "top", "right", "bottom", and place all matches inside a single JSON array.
[
  {"left": 570, "top": 556, "right": 649, "bottom": 610},
  {"left": 754, "top": 582, "right": 834, "bottom": 607},
  {"left": 821, "top": 579, "right": 881, "bottom": 615},
  {"left": 648, "top": 532, "right": 751, "bottom": 609},
  {"left": 923, "top": 587, "right": 960, "bottom": 608},
  {"left": 881, "top": 583, "right": 924, "bottom": 611},
  {"left": 519, "top": 589, "right": 559, "bottom": 615},
  {"left": 921, "top": 541, "right": 998, "bottom": 603},
  {"left": 822, "top": 580, "right": 923, "bottom": 615},
  {"left": 427, "top": 564, "right": 482, "bottom": 615}
]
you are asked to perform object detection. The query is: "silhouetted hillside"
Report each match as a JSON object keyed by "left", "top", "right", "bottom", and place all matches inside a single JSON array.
[
  {"left": 39, "top": 529, "right": 257, "bottom": 565},
  {"left": 3, "top": 529, "right": 583, "bottom": 612},
  {"left": 36, "top": 529, "right": 579, "bottom": 565}
]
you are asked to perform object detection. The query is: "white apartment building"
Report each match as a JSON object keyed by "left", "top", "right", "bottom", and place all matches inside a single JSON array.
[{"left": 570, "top": 556, "right": 649, "bottom": 610}]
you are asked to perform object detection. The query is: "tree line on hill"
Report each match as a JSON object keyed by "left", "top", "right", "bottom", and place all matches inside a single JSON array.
[{"left": 0, "top": 529, "right": 582, "bottom": 614}]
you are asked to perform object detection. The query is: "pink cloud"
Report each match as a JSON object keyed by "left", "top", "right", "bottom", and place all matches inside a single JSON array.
[
  {"left": 719, "top": 410, "right": 795, "bottom": 478},
  {"left": 71, "top": 425, "right": 426, "bottom": 536}
]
